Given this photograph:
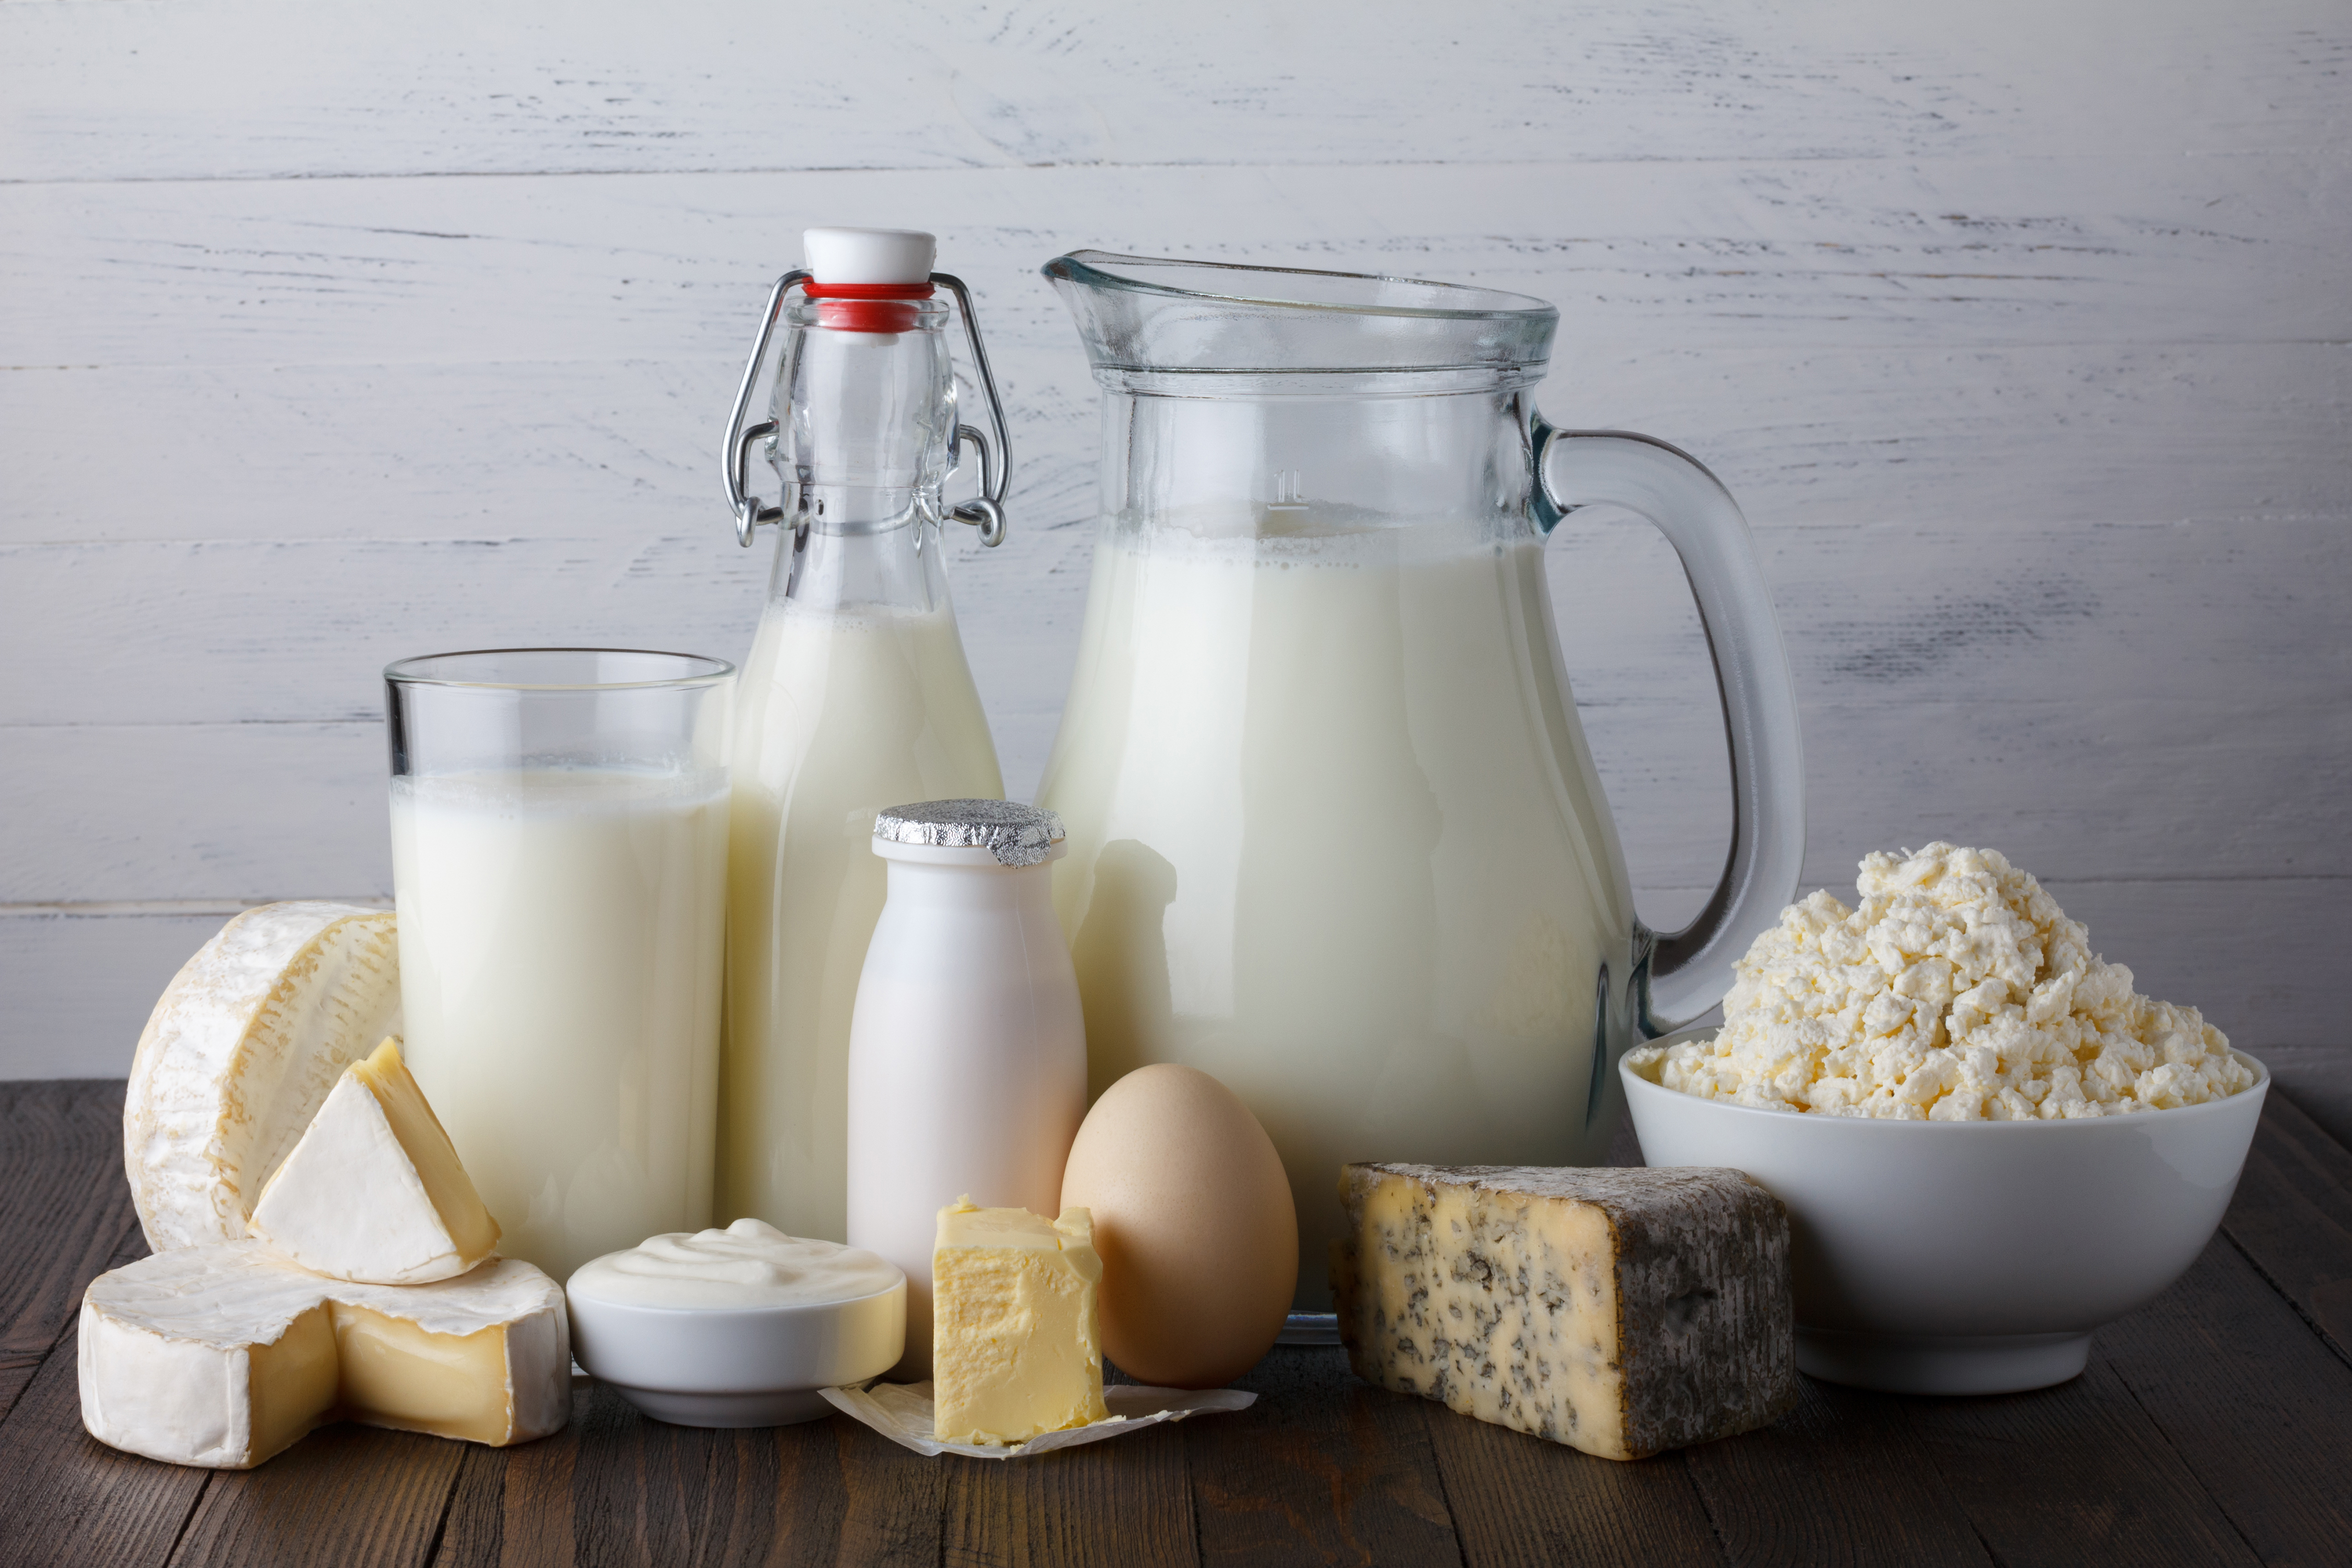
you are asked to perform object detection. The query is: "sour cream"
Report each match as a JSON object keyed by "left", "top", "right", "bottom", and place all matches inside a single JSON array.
[
  {"left": 565, "top": 1218, "right": 907, "bottom": 1426},
  {"left": 569, "top": 1217, "right": 902, "bottom": 1311}
]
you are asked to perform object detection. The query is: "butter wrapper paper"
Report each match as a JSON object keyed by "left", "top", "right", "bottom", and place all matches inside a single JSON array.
[{"left": 821, "top": 1380, "right": 1254, "bottom": 1459}]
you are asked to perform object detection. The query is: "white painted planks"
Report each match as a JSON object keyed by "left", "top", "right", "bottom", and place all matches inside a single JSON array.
[
  {"left": 6, "top": 517, "right": 2344, "bottom": 894},
  {"left": 4, "top": 0, "right": 2344, "bottom": 182},
  {"left": 7, "top": 158, "right": 2348, "bottom": 376},
  {"left": 5, "top": 342, "right": 2347, "bottom": 547},
  {"left": 2, "top": 0, "right": 2346, "bottom": 1080},
  {"left": 7, "top": 515, "right": 2344, "bottom": 779}
]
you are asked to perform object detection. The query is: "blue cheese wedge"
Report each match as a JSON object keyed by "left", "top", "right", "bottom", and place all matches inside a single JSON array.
[
  {"left": 79, "top": 1243, "right": 568, "bottom": 1469},
  {"left": 1333, "top": 1163, "right": 1795, "bottom": 1461}
]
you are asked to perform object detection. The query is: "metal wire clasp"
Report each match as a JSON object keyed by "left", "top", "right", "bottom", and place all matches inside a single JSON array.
[{"left": 720, "top": 271, "right": 1013, "bottom": 549}]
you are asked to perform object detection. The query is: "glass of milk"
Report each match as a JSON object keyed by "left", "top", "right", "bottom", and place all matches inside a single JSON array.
[{"left": 385, "top": 649, "right": 732, "bottom": 1282}]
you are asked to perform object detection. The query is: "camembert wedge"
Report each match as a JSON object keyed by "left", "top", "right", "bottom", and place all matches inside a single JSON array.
[
  {"left": 125, "top": 902, "right": 402, "bottom": 1251},
  {"left": 79, "top": 1243, "right": 568, "bottom": 1469},
  {"left": 248, "top": 1037, "right": 499, "bottom": 1284},
  {"left": 1334, "top": 1163, "right": 1796, "bottom": 1461},
  {"left": 931, "top": 1200, "right": 1109, "bottom": 1445}
]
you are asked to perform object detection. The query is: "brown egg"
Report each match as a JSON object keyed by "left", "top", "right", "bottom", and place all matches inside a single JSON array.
[{"left": 1060, "top": 1064, "right": 1297, "bottom": 1388}]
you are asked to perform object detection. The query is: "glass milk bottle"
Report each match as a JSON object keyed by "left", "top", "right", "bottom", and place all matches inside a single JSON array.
[
  {"left": 716, "top": 228, "right": 1011, "bottom": 1241},
  {"left": 844, "top": 799, "right": 1087, "bottom": 1378}
]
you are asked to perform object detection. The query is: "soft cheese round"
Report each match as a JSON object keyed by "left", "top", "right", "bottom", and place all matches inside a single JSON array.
[
  {"left": 79, "top": 1242, "right": 570, "bottom": 1469},
  {"left": 125, "top": 902, "right": 402, "bottom": 1251},
  {"left": 1627, "top": 843, "right": 2256, "bottom": 1121},
  {"left": 567, "top": 1218, "right": 902, "bottom": 1310},
  {"left": 85, "top": 1242, "right": 562, "bottom": 1341},
  {"left": 85, "top": 1241, "right": 321, "bottom": 1345}
]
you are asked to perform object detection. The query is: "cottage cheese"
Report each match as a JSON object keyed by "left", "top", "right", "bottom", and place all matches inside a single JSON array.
[{"left": 1627, "top": 843, "right": 2254, "bottom": 1121}]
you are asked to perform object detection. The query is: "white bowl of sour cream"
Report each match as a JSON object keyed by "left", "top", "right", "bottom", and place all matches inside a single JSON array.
[
  {"left": 567, "top": 1218, "right": 906, "bottom": 1427},
  {"left": 1622, "top": 1030, "right": 2268, "bottom": 1396}
]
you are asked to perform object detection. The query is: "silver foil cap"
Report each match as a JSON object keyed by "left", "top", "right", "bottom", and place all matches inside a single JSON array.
[{"left": 873, "top": 799, "right": 1066, "bottom": 868}]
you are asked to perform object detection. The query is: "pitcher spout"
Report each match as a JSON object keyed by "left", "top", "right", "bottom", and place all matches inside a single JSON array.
[{"left": 1043, "top": 250, "right": 1558, "bottom": 391}]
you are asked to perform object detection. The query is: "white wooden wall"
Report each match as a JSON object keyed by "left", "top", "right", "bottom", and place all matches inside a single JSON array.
[{"left": 5, "top": 0, "right": 2347, "bottom": 1086}]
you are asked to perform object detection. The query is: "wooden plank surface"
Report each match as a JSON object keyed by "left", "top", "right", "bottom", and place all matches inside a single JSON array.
[
  {"left": 1678, "top": 1378, "right": 1990, "bottom": 1568},
  {"left": 1419, "top": 1401, "right": 1728, "bottom": 1568},
  {"left": 2101, "top": 1239, "right": 2352, "bottom": 1567},
  {"left": 0, "top": 1080, "right": 138, "bottom": 1421},
  {"left": 1184, "top": 1350, "right": 1460, "bottom": 1568},
  {"left": 6, "top": 1027, "right": 2352, "bottom": 1566},
  {"left": 2221, "top": 1092, "right": 2352, "bottom": 1362},
  {"left": 1898, "top": 1358, "right": 2265, "bottom": 1567},
  {"left": 433, "top": 1383, "right": 953, "bottom": 1568},
  {"left": 0, "top": 1223, "right": 209, "bottom": 1568},
  {"left": 945, "top": 1421, "right": 1194, "bottom": 1568},
  {"left": 168, "top": 1423, "right": 466, "bottom": 1568}
]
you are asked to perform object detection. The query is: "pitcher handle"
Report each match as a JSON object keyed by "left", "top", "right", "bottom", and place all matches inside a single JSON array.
[{"left": 1535, "top": 422, "right": 1806, "bottom": 1032}]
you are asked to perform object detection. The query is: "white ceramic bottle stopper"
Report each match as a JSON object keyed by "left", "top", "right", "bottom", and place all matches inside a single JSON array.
[{"left": 802, "top": 226, "right": 936, "bottom": 285}]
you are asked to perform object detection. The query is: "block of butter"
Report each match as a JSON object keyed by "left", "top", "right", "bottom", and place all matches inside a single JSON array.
[
  {"left": 931, "top": 1200, "right": 1110, "bottom": 1445},
  {"left": 80, "top": 1243, "right": 569, "bottom": 1469},
  {"left": 248, "top": 1037, "right": 500, "bottom": 1285},
  {"left": 1333, "top": 1163, "right": 1796, "bottom": 1460}
]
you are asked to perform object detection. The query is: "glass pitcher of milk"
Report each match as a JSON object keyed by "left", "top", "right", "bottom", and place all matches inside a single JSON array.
[
  {"left": 1034, "top": 252, "right": 1806, "bottom": 1321},
  {"left": 715, "top": 228, "right": 1011, "bottom": 1241}
]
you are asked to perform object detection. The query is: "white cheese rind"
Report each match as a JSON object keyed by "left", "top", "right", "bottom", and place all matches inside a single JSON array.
[
  {"left": 247, "top": 1070, "right": 478, "bottom": 1284},
  {"left": 77, "top": 1247, "right": 328, "bottom": 1468},
  {"left": 78, "top": 1244, "right": 569, "bottom": 1469},
  {"left": 492, "top": 1292, "right": 573, "bottom": 1444},
  {"left": 125, "top": 903, "right": 402, "bottom": 1251},
  {"left": 1334, "top": 1163, "right": 1796, "bottom": 1461},
  {"left": 77, "top": 1297, "right": 273, "bottom": 1468}
]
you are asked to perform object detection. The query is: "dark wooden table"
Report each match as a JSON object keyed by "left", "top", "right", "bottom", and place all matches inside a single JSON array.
[{"left": 5, "top": 1080, "right": 2350, "bottom": 1567}]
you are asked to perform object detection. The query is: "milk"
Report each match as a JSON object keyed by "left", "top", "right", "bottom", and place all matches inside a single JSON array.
[
  {"left": 391, "top": 768, "right": 728, "bottom": 1283},
  {"left": 1036, "top": 518, "right": 1640, "bottom": 1310},
  {"left": 720, "top": 597, "right": 1003, "bottom": 1241}
]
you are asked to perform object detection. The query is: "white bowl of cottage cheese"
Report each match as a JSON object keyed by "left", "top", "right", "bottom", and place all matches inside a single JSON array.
[{"left": 1622, "top": 843, "right": 2267, "bottom": 1396}]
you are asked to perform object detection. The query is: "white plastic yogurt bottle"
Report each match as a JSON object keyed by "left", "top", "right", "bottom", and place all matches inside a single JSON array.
[{"left": 844, "top": 799, "right": 1087, "bottom": 1379}]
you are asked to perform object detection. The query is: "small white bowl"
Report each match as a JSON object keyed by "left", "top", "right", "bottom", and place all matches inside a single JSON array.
[
  {"left": 567, "top": 1275, "right": 906, "bottom": 1427},
  {"left": 1622, "top": 1030, "right": 2268, "bottom": 1396}
]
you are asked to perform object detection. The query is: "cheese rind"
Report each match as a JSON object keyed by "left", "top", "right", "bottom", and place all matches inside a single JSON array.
[
  {"left": 79, "top": 1243, "right": 568, "bottom": 1469},
  {"left": 125, "top": 903, "right": 402, "bottom": 1252},
  {"left": 1333, "top": 1163, "right": 1795, "bottom": 1461},
  {"left": 248, "top": 1037, "right": 500, "bottom": 1284},
  {"left": 931, "top": 1202, "right": 1109, "bottom": 1445}
]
